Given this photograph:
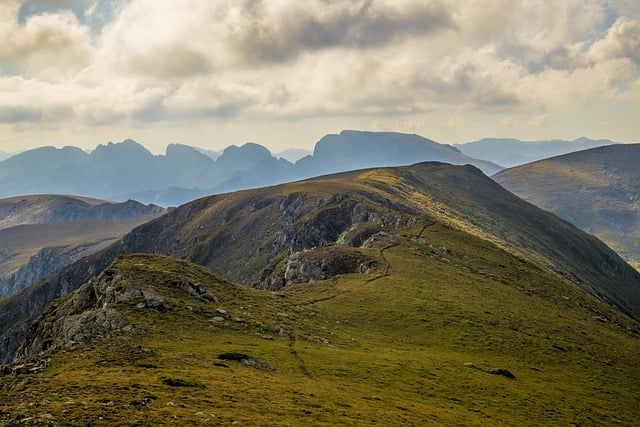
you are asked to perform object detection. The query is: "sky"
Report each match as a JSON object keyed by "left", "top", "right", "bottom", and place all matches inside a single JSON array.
[{"left": 1, "top": 0, "right": 639, "bottom": 154}]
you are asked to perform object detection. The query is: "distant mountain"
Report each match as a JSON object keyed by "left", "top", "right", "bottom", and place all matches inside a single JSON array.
[
  {"left": 0, "top": 195, "right": 165, "bottom": 298},
  {"left": 297, "top": 131, "right": 502, "bottom": 178},
  {"left": 274, "top": 148, "right": 312, "bottom": 162},
  {"left": 0, "top": 194, "right": 164, "bottom": 230},
  {"left": 0, "top": 151, "right": 9, "bottom": 161},
  {"left": 0, "top": 141, "right": 216, "bottom": 201},
  {"left": 494, "top": 144, "right": 640, "bottom": 269},
  {"left": 0, "top": 131, "right": 503, "bottom": 206},
  {"left": 191, "top": 146, "right": 221, "bottom": 161},
  {"left": 456, "top": 137, "right": 617, "bottom": 168}
]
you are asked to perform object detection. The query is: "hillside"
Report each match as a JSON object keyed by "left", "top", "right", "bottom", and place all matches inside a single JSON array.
[
  {"left": 2, "top": 162, "right": 639, "bottom": 368},
  {"left": 1, "top": 240, "right": 639, "bottom": 424},
  {"left": 493, "top": 144, "right": 640, "bottom": 269},
  {"left": 0, "top": 196, "right": 165, "bottom": 299},
  {"left": 456, "top": 137, "right": 616, "bottom": 168}
]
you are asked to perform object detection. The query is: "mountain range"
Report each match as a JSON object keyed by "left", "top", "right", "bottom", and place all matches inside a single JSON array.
[
  {"left": 1, "top": 162, "right": 639, "bottom": 424},
  {"left": 0, "top": 131, "right": 501, "bottom": 207},
  {"left": 456, "top": 137, "right": 616, "bottom": 168},
  {"left": 494, "top": 144, "right": 640, "bottom": 270}
]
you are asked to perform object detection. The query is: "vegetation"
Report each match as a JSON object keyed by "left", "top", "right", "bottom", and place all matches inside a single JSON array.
[
  {"left": 1, "top": 161, "right": 639, "bottom": 425},
  {"left": 2, "top": 227, "right": 639, "bottom": 425}
]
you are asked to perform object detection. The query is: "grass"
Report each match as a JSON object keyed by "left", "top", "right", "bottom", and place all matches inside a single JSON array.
[{"left": 2, "top": 222, "right": 639, "bottom": 425}]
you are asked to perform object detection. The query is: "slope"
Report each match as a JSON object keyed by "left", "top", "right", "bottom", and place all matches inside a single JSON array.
[
  {"left": 1, "top": 162, "right": 639, "bottom": 364},
  {"left": 1, "top": 240, "right": 639, "bottom": 425},
  {"left": 121, "top": 162, "right": 640, "bottom": 319},
  {"left": 0, "top": 196, "right": 165, "bottom": 298},
  {"left": 493, "top": 144, "right": 640, "bottom": 269}
]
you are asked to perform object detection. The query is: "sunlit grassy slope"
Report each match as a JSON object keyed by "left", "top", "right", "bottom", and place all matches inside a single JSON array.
[{"left": 2, "top": 223, "right": 639, "bottom": 426}]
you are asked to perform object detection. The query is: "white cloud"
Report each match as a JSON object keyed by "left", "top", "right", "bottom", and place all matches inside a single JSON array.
[{"left": 0, "top": 1, "right": 93, "bottom": 77}]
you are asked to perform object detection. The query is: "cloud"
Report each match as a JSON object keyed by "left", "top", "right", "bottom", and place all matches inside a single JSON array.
[
  {"left": 224, "top": 0, "right": 455, "bottom": 64},
  {"left": 0, "top": 1, "right": 93, "bottom": 76},
  {"left": 0, "top": 0, "right": 638, "bottom": 133},
  {"left": 0, "top": 104, "right": 73, "bottom": 123},
  {"left": 589, "top": 17, "right": 640, "bottom": 63}
]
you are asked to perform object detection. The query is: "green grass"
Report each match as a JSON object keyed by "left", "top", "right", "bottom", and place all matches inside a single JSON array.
[{"left": 2, "top": 222, "right": 639, "bottom": 425}]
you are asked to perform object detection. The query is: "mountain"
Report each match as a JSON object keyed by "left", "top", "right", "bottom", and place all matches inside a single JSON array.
[
  {"left": 2, "top": 162, "right": 639, "bottom": 368},
  {"left": 456, "top": 137, "right": 617, "bottom": 168},
  {"left": 0, "top": 195, "right": 165, "bottom": 299},
  {"left": 0, "top": 131, "right": 503, "bottom": 207},
  {"left": 0, "top": 194, "right": 164, "bottom": 229},
  {"left": 297, "top": 130, "right": 502, "bottom": 177},
  {"left": 275, "top": 147, "right": 312, "bottom": 162},
  {"left": 2, "top": 166, "right": 640, "bottom": 424},
  {"left": 0, "top": 141, "right": 217, "bottom": 202},
  {"left": 0, "top": 150, "right": 9, "bottom": 161},
  {"left": 493, "top": 144, "right": 640, "bottom": 270},
  {"left": 191, "top": 146, "right": 221, "bottom": 161}
]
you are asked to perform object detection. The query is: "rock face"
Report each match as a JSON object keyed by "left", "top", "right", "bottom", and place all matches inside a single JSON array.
[
  {"left": 15, "top": 257, "right": 216, "bottom": 361},
  {"left": 0, "top": 241, "right": 115, "bottom": 299},
  {"left": 264, "top": 246, "right": 379, "bottom": 289}
]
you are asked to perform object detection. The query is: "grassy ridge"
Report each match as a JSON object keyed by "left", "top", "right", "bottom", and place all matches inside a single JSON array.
[{"left": 2, "top": 221, "right": 639, "bottom": 425}]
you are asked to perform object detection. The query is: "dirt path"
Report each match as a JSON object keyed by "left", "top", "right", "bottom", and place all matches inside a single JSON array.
[{"left": 288, "top": 333, "right": 313, "bottom": 379}]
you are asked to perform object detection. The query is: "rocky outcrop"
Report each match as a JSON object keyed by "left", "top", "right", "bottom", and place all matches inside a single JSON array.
[
  {"left": 14, "top": 258, "right": 216, "bottom": 362},
  {"left": 263, "top": 246, "right": 379, "bottom": 290},
  {"left": 0, "top": 241, "right": 116, "bottom": 299},
  {"left": 0, "top": 243, "right": 123, "bottom": 364}
]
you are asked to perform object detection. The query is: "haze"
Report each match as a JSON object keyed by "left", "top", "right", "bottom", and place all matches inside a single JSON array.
[{"left": 1, "top": 0, "right": 639, "bottom": 154}]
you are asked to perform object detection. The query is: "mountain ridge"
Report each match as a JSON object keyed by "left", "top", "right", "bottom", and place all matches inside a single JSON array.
[
  {"left": 2, "top": 161, "right": 639, "bottom": 367},
  {"left": 0, "top": 131, "right": 502, "bottom": 206},
  {"left": 456, "top": 137, "right": 618, "bottom": 168}
]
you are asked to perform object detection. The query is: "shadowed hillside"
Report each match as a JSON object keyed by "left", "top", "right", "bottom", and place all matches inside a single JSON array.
[{"left": 494, "top": 144, "right": 640, "bottom": 270}]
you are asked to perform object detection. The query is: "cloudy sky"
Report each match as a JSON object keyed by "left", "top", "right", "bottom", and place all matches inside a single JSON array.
[{"left": 1, "top": 0, "right": 639, "bottom": 154}]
